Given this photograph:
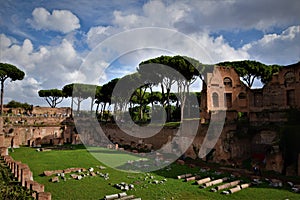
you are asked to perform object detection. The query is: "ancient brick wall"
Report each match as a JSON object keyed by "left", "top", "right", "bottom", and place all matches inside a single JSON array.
[
  {"left": 3, "top": 106, "right": 71, "bottom": 117},
  {"left": 0, "top": 115, "right": 79, "bottom": 148},
  {"left": 206, "top": 66, "right": 250, "bottom": 114},
  {"left": 205, "top": 62, "right": 300, "bottom": 122}
]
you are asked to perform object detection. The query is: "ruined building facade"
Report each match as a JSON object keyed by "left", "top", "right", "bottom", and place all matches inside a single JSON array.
[
  {"left": 203, "top": 62, "right": 300, "bottom": 122},
  {"left": 1, "top": 62, "right": 300, "bottom": 175},
  {"left": 196, "top": 62, "right": 300, "bottom": 175}
]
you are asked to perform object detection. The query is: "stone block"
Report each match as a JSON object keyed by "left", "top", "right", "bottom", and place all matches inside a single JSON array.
[
  {"left": 51, "top": 176, "right": 59, "bottom": 183},
  {"left": 37, "top": 192, "right": 51, "bottom": 200},
  {"left": 216, "top": 180, "right": 240, "bottom": 191},
  {"left": 177, "top": 173, "right": 192, "bottom": 179},
  {"left": 13, "top": 161, "right": 22, "bottom": 178},
  {"left": 8, "top": 160, "right": 14, "bottom": 170},
  {"left": 196, "top": 177, "right": 211, "bottom": 185},
  {"left": 229, "top": 186, "right": 241, "bottom": 194},
  {"left": 25, "top": 180, "right": 35, "bottom": 190},
  {"left": 21, "top": 167, "right": 33, "bottom": 186},
  {"left": 265, "top": 152, "right": 283, "bottom": 173},
  {"left": 18, "top": 163, "right": 29, "bottom": 182},
  {"left": 176, "top": 159, "right": 185, "bottom": 165},
  {"left": 31, "top": 181, "right": 45, "bottom": 193},
  {"left": 3, "top": 155, "right": 13, "bottom": 163},
  {"left": 0, "top": 147, "right": 8, "bottom": 156}
]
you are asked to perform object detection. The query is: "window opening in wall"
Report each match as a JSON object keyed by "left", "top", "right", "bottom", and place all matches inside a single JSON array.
[
  {"left": 223, "top": 77, "right": 232, "bottom": 87},
  {"left": 284, "top": 71, "right": 295, "bottom": 84},
  {"left": 225, "top": 93, "right": 232, "bottom": 108},
  {"left": 212, "top": 92, "right": 219, "bottom": 108},
  {"left": 287, "top": 89, "right": 295, "bottom": 106}
]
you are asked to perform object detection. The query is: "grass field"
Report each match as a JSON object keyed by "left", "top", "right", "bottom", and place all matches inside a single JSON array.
[{"left": 9, "top": 146, "right": 300, "bottom": 200}]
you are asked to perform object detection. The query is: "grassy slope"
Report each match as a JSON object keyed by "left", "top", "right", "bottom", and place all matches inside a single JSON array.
[{"left": 10, "top": 147, "right": 300, "bottom": 200}]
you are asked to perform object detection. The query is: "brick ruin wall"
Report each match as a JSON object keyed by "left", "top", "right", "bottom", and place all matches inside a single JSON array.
[{"left": 1, "top": 63, "right": 300, "bottom": 176}]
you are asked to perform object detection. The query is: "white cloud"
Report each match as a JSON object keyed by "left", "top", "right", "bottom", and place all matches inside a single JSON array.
[
  {"left": 0, "top": 34, "right": 84, "bottom": 105},
  {"left": 189, "top": 33, "right": 249, "bottom": 63},
  {"left": 1, "top": 0, "right": 300, "bottom": 108},
  {"left": 174, "top": 0, "right": 300, "bottom": 32},
  {"left": 84, "top": 0, "right": 248, "bottom": 66},
  {"left": 243, "top": 25, "right": 300, "bottom": 65},
  {"left": 86, "top": 26, "right": 115, "bottom": 49},
  {"left": 27, "top": 7, "right": 80, "bottom": 33},
  {"left": 112, "top": 0, "right": 188, "bottom": 29},
  {"left": 5, "top": 76, "right": 43, "bottom": 105}
]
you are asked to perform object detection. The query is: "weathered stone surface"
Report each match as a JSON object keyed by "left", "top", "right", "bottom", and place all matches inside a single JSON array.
[
  {"left": 31, "top": 181, "right": 45, "bottom": 193},
  {"left": 90, "top": 172, "right": 96, "bottom": 176},
  {"left": 44, "top": 167, "right": 86, "bottom": 176},
  {"left": 216, "top": 180, "right": 240, "bottom": 191},
  {"left": 197, "top": 177, "right": 211, "bottom": 185},
  {"left": 43, "top": 170, "right": 63, "bottom": 176},
  {"left": 64, "top": 167, "right": 86, "bottom": 174},
  {"left": 177, "top": 173, "right": 192, "bottom": 179},
  {"left": 18, "top": 163, "right": 29, "bottom": 182},
  {"left": 51, "top": 176, "right": 59, "bottom": 183},
  {"left": 37, "top": 192, "right": 51, "bottom": 200},
  {"left": 229, "top": 186, "right": 241, "bottom": 194},
  {"left": 204, "top": 178, "right": 228, "bottom": 187},
  {"left": 240, "top": 183, "right": 251, "bottom": 189},
  {"left": 265, "top": 152, "right": 284, "bottom": 173},
  {"left": 70, "top": 174, "right": 78, "bottom": 179},
  {"left": 115, "top": 195, "right": 135, "bottom": 200},
  {"left": 0, "top": 147, "right": 8, "bottom": 156},
  {"left": 176, "top": 160, "right": 185, "bottom": 165},
  {"left": 186, "top": 176, "right": 200, "bottom": 182},
  {"left": 21, "top": 167, "right": 33, "bottom": 186},
  {"left": 25, "top": 180, "right": 35, "bottom": 190},
  {"left": 104, "top": 193, "right": 120, "bottom": 200}
]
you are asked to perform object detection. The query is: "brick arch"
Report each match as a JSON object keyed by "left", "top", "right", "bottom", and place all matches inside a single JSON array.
[
  {"left": 284, "top": 71, "right": 295, "bottom": 84},
  {"left": 223, "top": 77, "right": 233, "bottom": 87}
]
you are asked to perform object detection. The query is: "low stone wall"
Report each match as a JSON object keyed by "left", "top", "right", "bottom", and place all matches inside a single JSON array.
[{"left": 0, "top": 147, "right": 51, "bottom": 200}]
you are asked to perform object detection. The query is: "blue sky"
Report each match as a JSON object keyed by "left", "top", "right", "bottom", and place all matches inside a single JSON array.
[{"left": 0, "top": 0, "right": 300, "bottom": 107}]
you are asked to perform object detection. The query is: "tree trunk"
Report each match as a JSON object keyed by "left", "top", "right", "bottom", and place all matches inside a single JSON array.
[
  {"left": 95, "top": 103, "right": 99, "bottom": 115},
  {"left": 70, "top": 96, "right": 74, "bottom": 116},
  {"left": 77, "top": 99, "right": 81, "bottom": 112},
  {"left": 90, "top": 97, "right": 94, "bottom": 114},
  {"left": 166, "top": 88, "right": 171, "bottom": 122},
  {"left": 0, "top": 80, "right": 4, "bottom": 115}
]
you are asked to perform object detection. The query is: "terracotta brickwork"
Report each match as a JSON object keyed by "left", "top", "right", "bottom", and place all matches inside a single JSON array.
[
  {"left": 204, "top": 62, "right": 300, "bottom": 122},
  {"left": 0, "top": 153, "right": 51, "bottom": 199},
  {"left": 206, "top": 66, "right": 249, "bottom": 113}
]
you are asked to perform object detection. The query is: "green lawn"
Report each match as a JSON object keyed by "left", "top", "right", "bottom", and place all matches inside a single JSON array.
[{"left": 9, "top": 146, "right": 300, "bottom": 200}]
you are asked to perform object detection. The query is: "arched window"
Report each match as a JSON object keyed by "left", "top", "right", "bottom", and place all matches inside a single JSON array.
[
  {"left": 212, "top": 92, "right": 219, "bottom": 108},
  {"left": 284, "top": 71, "right": 295, "bottom": 84},
  {"left": 223, "top": 77, "right": 232, "bottom": 87},
  {"left": 238, "top": 92, "right": 246, "bottom": 99}
]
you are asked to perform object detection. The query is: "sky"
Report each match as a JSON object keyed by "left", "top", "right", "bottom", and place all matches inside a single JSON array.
[{"left": 0, "top": 0, "right": 300, "bottom": 108}]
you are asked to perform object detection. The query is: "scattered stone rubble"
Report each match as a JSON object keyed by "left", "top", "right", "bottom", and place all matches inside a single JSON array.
[
  {"left": 114, "top": 182, "right": 135, "bottom": 191},
  {"left": 104, "top": 192, "right": 141, "bottom": 200},
  {"left": 47, "top": 165, "right": 109, "bottom": 182}
]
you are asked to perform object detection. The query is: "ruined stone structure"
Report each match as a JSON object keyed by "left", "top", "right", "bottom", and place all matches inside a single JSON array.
[
  {"left": 0, "top": 149, "right": 51, "bottom": 200},
  {"left": 1, "top": 62, "right": 300, "bottom": 176},
  {"left": 0, "top": 107, "right": 80, "bottom": 148},
  {"left": 204, "top": 62, "right": 300, "bottom": 122},
  {"left": 198, "top": 61, "right": 300, "bottom": 175}
]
